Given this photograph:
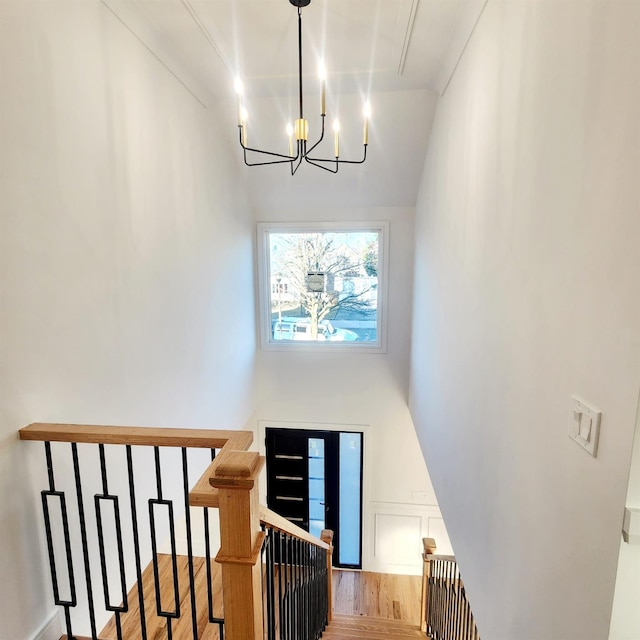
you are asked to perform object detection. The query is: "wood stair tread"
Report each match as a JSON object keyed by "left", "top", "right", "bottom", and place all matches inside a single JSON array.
[
  {"left": 332, "top": 613, "right": 420, "bottom": 628},
  {"left": 323, "top": 631, "right": 423, "bottom": 639},
  {"left": 322, "top": 614, "right": 423, "bottom": 639},
  {"left": 322, "top": 630, "right": 423, "bottom": 640}
]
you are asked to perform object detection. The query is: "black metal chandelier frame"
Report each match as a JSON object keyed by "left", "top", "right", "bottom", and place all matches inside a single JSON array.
[{"left": 236, "top": 0, "right": 368, "bottom": 175}]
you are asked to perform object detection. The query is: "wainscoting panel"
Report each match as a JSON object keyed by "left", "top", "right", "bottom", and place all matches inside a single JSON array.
[{"left": 366, "top": 502, "right": 453, "bottom": 575}]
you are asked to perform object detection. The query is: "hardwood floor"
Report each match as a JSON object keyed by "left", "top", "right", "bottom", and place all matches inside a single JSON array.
[
  {"left": 99, "top": 556, "right": 420, "bottom": 639},
  {"left": 100, "top": 555, "right": 223, "bottom": 640},
  {"left": 332, "top": 569, "right": 422, "bottom": 624}
]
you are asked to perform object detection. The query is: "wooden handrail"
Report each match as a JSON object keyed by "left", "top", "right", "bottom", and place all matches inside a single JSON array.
[
  {"left": 259, "top": 505, "right": 330, "bottom": 550},
  {"left": 19, "top": 422, "right": 253, "bottom": 450},
  {"left": 427, "top": 554, "right": 456, "bottom": 562}
]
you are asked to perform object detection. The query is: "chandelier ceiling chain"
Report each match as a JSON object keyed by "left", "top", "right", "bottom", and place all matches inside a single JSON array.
[{"left": 234, "top": 0, "right": 370, "bottom": 175}]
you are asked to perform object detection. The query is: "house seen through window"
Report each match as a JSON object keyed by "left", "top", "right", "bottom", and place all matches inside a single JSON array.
[{"left": 258, "top": 223, "right": 387, "bottom": 350}]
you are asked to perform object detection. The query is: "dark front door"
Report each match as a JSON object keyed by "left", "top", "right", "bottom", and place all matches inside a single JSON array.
[{"left": 265, "top": 427, "right": 362, "bottom": 569}]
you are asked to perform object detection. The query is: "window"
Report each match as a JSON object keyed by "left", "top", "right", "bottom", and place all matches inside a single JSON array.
[{"left": 257, "top": 222, "right": 388, "bottom": 351}]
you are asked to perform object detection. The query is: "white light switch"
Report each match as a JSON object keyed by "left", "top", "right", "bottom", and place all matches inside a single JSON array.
[{"left": 569, "top": 396, "right": 601, "bottom": 457}]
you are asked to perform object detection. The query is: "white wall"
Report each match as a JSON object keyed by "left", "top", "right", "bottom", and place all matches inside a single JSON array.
[
  {"left": 609, "top": 393, "right": 640, "bottom": 640},
  {"left": 250, "top": 204, "right": 452, "bottom": 574},
  {"left": 0, "top": 1, "right": 256, "bottom": 637},
  {"left": 410, "top": 1, "right": 640, "bottom": 639}
]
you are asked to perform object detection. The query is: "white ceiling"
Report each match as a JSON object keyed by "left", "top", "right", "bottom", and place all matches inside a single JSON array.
[{"left": 102, "top": 0, "right": 484, "bottom": 210}]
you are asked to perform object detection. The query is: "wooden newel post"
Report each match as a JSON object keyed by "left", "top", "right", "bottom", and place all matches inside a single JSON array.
[
  {"left": 320, "top": 529, "right": 334, "bottom": 622},
  {"left": 210, "top": 450, "right": 266, "bottom": 640},
  {"left": 421, "top": 537, "right": 437, "bottom": 632}
]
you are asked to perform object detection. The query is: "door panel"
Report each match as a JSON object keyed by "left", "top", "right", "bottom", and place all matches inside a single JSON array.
[
  {"left": 265, "top": 427, "right": 362, "bottom": 569},
  {"left": 266, "top": 430, "right": 310, "bottom": 528}
]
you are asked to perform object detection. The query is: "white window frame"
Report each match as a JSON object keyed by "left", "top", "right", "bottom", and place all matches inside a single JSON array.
[{"left": 256, "top": 221, "right": 389, "bottom": 353}]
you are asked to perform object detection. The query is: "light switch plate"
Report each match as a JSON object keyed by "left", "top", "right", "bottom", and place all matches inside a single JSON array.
[
  {"left": 622, "top": 507, "right": 640, "bottom": 544},
  {"left": 569, "top": 396, "right": 601, "bottom": 457}
]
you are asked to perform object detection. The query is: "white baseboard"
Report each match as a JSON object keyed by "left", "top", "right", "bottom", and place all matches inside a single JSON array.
[{"left": 31, "top": 609, "right": 61, "bottom": 640}]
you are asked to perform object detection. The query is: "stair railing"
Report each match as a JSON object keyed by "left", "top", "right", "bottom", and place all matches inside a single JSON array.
[
  {"left": 193, "top": 447, "right": 334, "bottom": 640},
  {"left": 20, "top": 422, "right": 252, "bottom": 640},
  {"left": 260, "top": 508, "right": 332, "bottom": 640},
  {"left": 421, "top": 538, "right": 481, "bottom": 640},
  {"left": 22, "top": 423, "right": 334, "bottom": 640}
]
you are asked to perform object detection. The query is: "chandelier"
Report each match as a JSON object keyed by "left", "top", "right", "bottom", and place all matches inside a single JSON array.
[{"left": 234, "top": 0, "right": 370, "bottom": 175}]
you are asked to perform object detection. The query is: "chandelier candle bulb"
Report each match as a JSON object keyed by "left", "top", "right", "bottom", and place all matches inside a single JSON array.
[
  {"left": 287, "top": 123, "right": 294, "bottom": 156},
  {"left": 333, "top": 119, "right": 340, "bottom": 157},
  {"left": 321, "top": 80, "right": 326, "bottom": 115},
  {"left": 240, "top": 107, "right": 248, "bottom": 146},
  {"left": 363, "top": 102, "right": 371, "bottom": 145},
  {"left": 234, "top": 77, "right": 244, "bottom": 125},
  {"left": 319, "top": 62, "right": 326, "bottom": 115}
]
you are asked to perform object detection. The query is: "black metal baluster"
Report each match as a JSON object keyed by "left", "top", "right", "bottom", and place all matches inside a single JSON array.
[
  {"left": 307, "top": 542, "right": 312, "bottom": 640},
  {"left": 447, "top": 561, "right": 453, "bottom": 638},
  {"left": 299, "top": 538, "right": 304, "bottom": 640},
  {"left": 71, "top": 442, "right": 98, "bottom": 638},
  {"left": 310, "top": 545, "right": 316, "bottom": 639},
  {"left": 453, "top": 565, "right": 459, "bottom": 639},
  {"left": 304, "top": 542, "right": 314, "bottom": 640},
  {"left": 293, "top": 538, "right": 302, "bottom": 638},
  {"left": 431, "top": 560, "right": 438, "bottom": 639},
  {"left": 266, "top": 528, "right": 276, "bottom": 640},
  {"left": 451, "top": 562, "right": 460, "bottom": 638},
  {"left": 426, "top": 564, "right": 432, "bottom": 637},
  {"left": 41, "top": 442, "right": 76, "bottom": 639},
  {"left": 303, "top": 540, "right": 307, "bottom": 640},
  {"left": 312, "top": 547, "right": 322, "bottom": 638},
  {"left": 94, "top": 444, "right": 128, "bottom": 640},
  {"left": 126, "top": 445, "right": 148, "bottom": 640},
  {"left": 293, "top": 536, "right": 297, "bottom": 640},
  {"left": 181, "top": 448, "right": 199, "bottom": 640},
  {"left": 300, "top": 540, "right": 305, "bottom": 640},
  {"left": 302, "top": 539, "right": 306, "bottom": 640},
  {"left": 451, "top": 562, "right": 458, "bottom": 639},
  {"left": 463, "top": 588, "right": 471, "bottom": 640},
  {"left": 442, "top": 561, "right": 448, "bottom": 640},
  {"left": 322, "top": 544, "right": 326, "bottom": 634},
  {"left": 456, "top": 570, "right": 464, "bottom": 638},
  {"left": 446, "top": 562, "right": 455, "bottom": 638},
  {"left": 309, "top": 545, "right": 320, "bottom": 640},
  {"left": 276, "top": 531, "right": 284, "bottom": 640},
  {"left": 436, "top": 560, "right": 442, "bottom": 640},
  {"left": 286, "top": 534, "right": 292, "bottom": 640},
  {"left": 149, "top": 446, "right": 180, "bottom": 640}
]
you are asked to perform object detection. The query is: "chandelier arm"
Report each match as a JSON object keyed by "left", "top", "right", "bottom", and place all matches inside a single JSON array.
[
  {"left": 304, "top": 157, "right": 339, "bottom": 174},
  {"left": 239, "top": 126, "right": 298, "bottom": 162},
  {"left": 306, "top": 145, "right": 368, "bottom": 165},
  {"left": 304, "top": 114, "right": 326, "bottom": 156},
  {"left": 244, "top": 156, "right": 300, "bottom": 167},
  {"left": 291, "top": 154, "right": 305, "bottom": 175}
]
